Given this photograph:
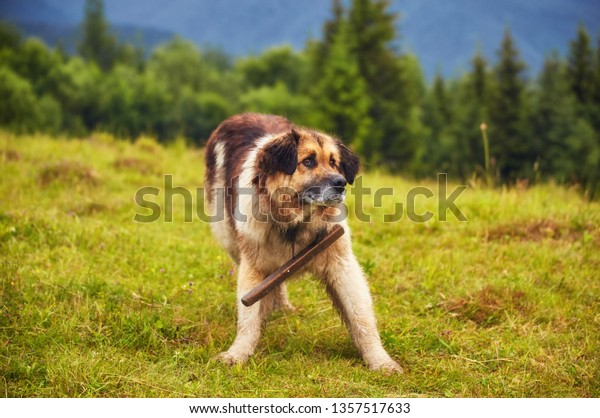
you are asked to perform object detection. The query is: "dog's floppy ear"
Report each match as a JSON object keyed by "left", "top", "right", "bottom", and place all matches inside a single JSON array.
[
  {"left": 338, "top": 142, "right": 360, "bottom": 185},
  {"left": 258, "top": 130, "right": 299, "bottom": 176}
]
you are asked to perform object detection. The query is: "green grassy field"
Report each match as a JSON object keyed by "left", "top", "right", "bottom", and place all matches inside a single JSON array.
[{"left": 1, "top": 132, "right": 599, "bottom": 397}]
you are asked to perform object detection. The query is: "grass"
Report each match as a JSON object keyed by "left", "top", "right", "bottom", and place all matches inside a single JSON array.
[{"left": 1, "top": 131, "right": 599, "bottom": 397}]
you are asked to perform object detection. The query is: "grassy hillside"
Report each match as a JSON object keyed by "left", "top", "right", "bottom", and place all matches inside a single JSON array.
[{"left": 1, "top": 132, "right": 599, "bottom": 397}]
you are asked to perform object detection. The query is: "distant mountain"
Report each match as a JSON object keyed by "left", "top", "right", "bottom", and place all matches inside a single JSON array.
[
  {"left": 0, "top": 0, "right": 176, "bottom": 53},
  {"left": 2, "top": 0, "right": 599, "bottom": 81},
  {"left": 398, "top": 0, "right": 600, "bottom": 79}
]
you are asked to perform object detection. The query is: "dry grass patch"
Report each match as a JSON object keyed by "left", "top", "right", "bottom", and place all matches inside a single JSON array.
[
  {"left": 441, "top": 286, "right": 530, "bottom": 327},
  {"left": 38, "top": 160, "right": 99, "bottom": 187},
  {"left": 484, "top": 219, "right": 590, "bottom": 242},
  {"left": 113, "top": 157, "right": 157, "bottom": 175},
  {"left": 67, "top": 202, "right": 111, "bottom": 216},
  {"left": 1, "top": 149, "right": 21, "bottom": 162}
]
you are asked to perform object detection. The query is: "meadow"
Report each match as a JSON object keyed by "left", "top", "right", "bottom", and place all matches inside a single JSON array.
[{"left": 1, "top": 132, "right": 599, "bottom": 397}]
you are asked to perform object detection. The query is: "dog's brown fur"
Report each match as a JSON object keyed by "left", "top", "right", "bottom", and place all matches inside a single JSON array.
[{"left": 204, "top": 113, "right": 401, "bottom": 372}]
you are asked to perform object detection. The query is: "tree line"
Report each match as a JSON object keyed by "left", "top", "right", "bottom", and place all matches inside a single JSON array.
[{"left": 1, "top": 0, "right": 599, "bottom": 196}]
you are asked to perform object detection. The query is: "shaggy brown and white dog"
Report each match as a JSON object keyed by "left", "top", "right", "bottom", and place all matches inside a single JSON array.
[{"left": 204, "top": 113, "right": 401, "bottom": 373}]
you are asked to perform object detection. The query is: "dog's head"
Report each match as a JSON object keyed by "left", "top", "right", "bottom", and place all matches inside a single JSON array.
[{"left": 256, "top": 129, "right": 359, "bottom": 207}]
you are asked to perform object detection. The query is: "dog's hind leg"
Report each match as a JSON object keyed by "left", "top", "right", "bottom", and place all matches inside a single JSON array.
[
  {"left": 218, "top": 259, "right": 275, "bottom": 365},
  {"left": 273, "top": 282, "right": 295, "bottom": 312}
]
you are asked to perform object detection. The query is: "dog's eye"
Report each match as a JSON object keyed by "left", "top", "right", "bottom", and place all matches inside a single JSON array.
[
  {"left": 330, "top": 158, "right": 336, "bottom": 167},
  {"left": 302, "top": 157, "right": 316, "bottom": 168}
]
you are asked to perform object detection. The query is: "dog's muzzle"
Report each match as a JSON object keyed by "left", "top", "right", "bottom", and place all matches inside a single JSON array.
[{"left": 302, "top": 175, "right": 347, "bottom": 206}]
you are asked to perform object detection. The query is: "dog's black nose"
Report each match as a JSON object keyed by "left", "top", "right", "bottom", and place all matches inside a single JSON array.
[{"left": 330, "top": 175, "right": 347, "bottom": 191}]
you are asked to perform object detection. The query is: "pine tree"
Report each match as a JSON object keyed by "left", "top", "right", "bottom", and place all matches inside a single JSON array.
[
  {"left": 0, "top": 21, "right": 21, "bottom": 50},
  {"left": 309, "top": 0, "right": 344, "bottom": 81},
  {"left": 532, "top": 52, "right": 579, "bottom": 180},
  {"left": 347, "top": 0, "right": 417, "bottom": 168},
  {"left": 489, "top": 29, "right": 533, "bottom": 180},
  {"left": 471, "top": 50, "right": 489, "bottom": 115},
  {"left": 565, "top": 25, "right": 600, "bottom": 197},
  {"left": 432, "top": 73, "right": 452, "bottom": 126},
  {"left": 567, "top": 25, "right": 594, "bottom": 111},
  {"left": 419, "top": 73, "right": 454, "bottom": 175},
  {"left": 348, "top": 0, "right": 397, "bottom": 87},
  {"left": 313, "top": 19, "right": 372, "bottom": 154},
  {"left": 590, "top": 33, "right": 600, "bottom": 132},
  {"left": 447, "top": 52, "right": 491, "bottom": 180},
  {"left": 78, "top": 0, "right": 118, "bottom": 71}
]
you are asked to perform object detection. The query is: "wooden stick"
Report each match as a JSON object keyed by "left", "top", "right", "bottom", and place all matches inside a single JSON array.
[{"left": 241, "top": 224, "right": 345, "bottom": 307}]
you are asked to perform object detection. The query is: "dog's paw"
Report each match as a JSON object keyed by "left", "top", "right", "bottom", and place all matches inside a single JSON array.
[
  {"left": 217, "top": 351, "right": 248, "bottom": 366},
  {"left": 371, "top": 360, "right": 404, "bottom": 375},
  {"left": 279, "top": 300, "right": 296, "bottom": 313}
]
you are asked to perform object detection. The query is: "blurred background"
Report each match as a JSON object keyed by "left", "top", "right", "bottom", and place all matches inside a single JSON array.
[{"left": 1, "top": 0, "right": 599, "bottom": 195}]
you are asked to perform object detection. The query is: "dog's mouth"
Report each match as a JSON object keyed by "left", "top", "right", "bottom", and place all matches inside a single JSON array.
[{"left": 301, "top": 188, "right": 346, "bottom": 206}]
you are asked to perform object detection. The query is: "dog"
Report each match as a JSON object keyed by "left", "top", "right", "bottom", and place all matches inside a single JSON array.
[{"left": 204, "top": 113, "right": 402, "bottom": 373}]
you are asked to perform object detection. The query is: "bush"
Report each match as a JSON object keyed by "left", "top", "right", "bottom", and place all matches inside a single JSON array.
[
  {"left": 239, "top": 82, "right": 313, "bottom": 126},
  {"left": 0, "top": 65, "right": 42, "bottom": 133}
]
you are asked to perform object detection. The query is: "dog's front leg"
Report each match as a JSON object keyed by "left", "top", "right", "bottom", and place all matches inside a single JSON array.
[
  {"left": 323, "top": 254, "right": 403, "bottom": 373},
  {"left": 218, "top": 259, "right": 274, "bottom": 365}
]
